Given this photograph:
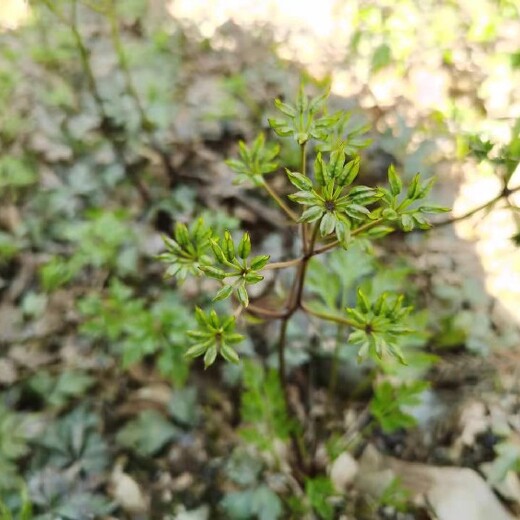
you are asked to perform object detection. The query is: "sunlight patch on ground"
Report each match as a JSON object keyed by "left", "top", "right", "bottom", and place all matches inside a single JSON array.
[
  {"left": 455, "top": 165, "right": 520, "bottom": 321},
  {"left": 0, "top": 0, "right": 30, "bottom": 30}
]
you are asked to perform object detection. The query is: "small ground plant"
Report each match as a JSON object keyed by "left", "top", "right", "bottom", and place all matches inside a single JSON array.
[{"left": 160, "top": 85, "right": 448, "bottom": 513}]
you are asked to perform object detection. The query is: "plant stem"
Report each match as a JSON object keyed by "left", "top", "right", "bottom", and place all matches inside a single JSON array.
[
  {"left": 293, "top": 220, "right": 320, "bottom": 308},
  {"left": 277, "top": 319, "right": 289, "bottom": 397},
  {"left": 301, "top": 141, "right": 307, "bottom": 177},
  {"left": 276, "top": 311, "right": 307, "bottom": 474},
  {"left": 264, "top": 258, "right": 301, "bottom": 270},
  {"left": 247, "top": 303, "right": 288, "bottom": 319},
  {"left": 262, "top": 180, "right": 299, "bottom": 221},
  {"left": 328, "top": 289, "right": 348, "bottom": 405},
  {"left": 300, "top": 142, "right": 309, "bottom": 252},
  {"left": 433, "top": 184, "right": 520, "bottom": 227},
  {"left": 301, "top": 302, "right": 358, "bottom": 327}
]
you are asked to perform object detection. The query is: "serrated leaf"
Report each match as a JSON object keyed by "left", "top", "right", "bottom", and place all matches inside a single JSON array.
[
  {"left": 387, "top": 164, "right": 402, "bottom": 196},
  {"left": 268, "top": 118, "right": 293, "bottom": 136},
  {"left": 221, "top": 343, "right": 240, "bottom": 364},
  {"left": 185, "top": 342, "right": 209, "bottom": 359},
  {"left": 300, "top": 206, "right": 325, "bottom": 223},
  {"left": 274, "top": 99, "right": 296, "bottom": 117},
  {"left": 314, "top": 153, "right": 326, "bottom": 185},
  {"left": 419, "top": 204, "right": 450, "bottom": 214},
  {"left": 286, "top": 170, "right": 313, "bottom": 191},
  {"left": 204, "top": 345, "right": 218, "bottom": 368},
  {"left": 338, "top": 157, "right": 360, "bottom": 186},
  {"left": 237, "top": 232, "right": 251, "bottom": 259},
  {"left": 250, "top": 255, "right": 270, "bottom": 270},
  {"left": 407, "top": 174, "right": 421, "bottom": 199},
  {"left": 213, "top": 284, "right": 233, "bottom": 301},
  {"left": 210, "top": 239, "right": 227, "bottom": 263},
  {"left": 199, "top": 265, "right": 226, "bottom": 280},
  {"left": 223, "top": 231, "right": 235, "bottom": 261},
  {"left": 236, "top": 285, "right": 249, "bottom": 307},
  {"left": 357, "top": 289, "right": 370, "bottom": 313},
  {"left": 320, "top": 212, "right": 336, "bottom": 236},
  {"left": 245, "top": 272, "right": 263, "bottom": 284}
]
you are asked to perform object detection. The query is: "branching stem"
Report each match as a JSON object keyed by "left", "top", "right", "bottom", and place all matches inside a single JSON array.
[
  {"left": 262, "top": 181, "right": 299, "bottom": 222},
  {"left": 433, "top": 184, "right": 520, "bottom": 227},
  {"left": 301, "top": 302, "right": 357, "bottom": 327}
]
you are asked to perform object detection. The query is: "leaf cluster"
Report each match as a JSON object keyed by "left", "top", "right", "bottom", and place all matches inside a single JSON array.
[
  {"left": 288, "top": 151, "right": 375, "bottom": 246},
  {"left": 186, "top": 308, "right": 244, "bottom": 368},
  {"left": 268, "top": 86, "right": 340, "bottom": 145},
  {"left": 347, "top": 290, "right": 413, "bottom": 363},
  {"left": 226, "top": 133, "right": 280, "bottom": 187},
  {"left": 369, "top": 380, "right": 429, "bottom": 433},
  {"left": 78, "top": 279, "right": 193, "bottom": 384},
  {"left": 376, "top": 165, "right": 448, "bottom": 231},
  {"left": 240, "top": 361, "right": 295, "bottom": 453}
]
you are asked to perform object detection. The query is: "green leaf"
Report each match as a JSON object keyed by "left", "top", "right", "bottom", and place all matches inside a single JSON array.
[
  {"left": 211, "top": 239, "right": 227, "bottom": 263},
  {"left": 250, "top": 255, "right": 270, "bottom": 270},
  {"left": 186, "top": 342, "right": 210, "bottom": 359},
  {"left": 329, "top": 149, "right": 345, "bottom": 179},
  {"left": 286, "top": 170, "right": 313, "bottom": 191},
  {"left": 199, "top": 265, "right": 227, "bottom": 280},
  {"left": 175, "top": 222, "right": 190, "bottom": 247},
  {"left": 300, "top": 206, "right": 325, "bottom": 223},
  {"left": 308, "top": 89, "right": 330, "bottom": 113},
  {"left": 288, "top": 190, "right": 317, "bottom": 204},
  {"left": 116, "top": 410, "right": 180, "bottom": 456},
  {"left": 223, "top": 231, "right": 235, "bottom": 261},
  {"left": 365, "top": 225, "right": 394, "bottom": 238},
  {"left": 237, "top": 232, "right": 251, "bottom": 259},
  {"left": 387, "top": 164, "right": 402, "bottom": 196},
  {"left": 419, "top": 204, "right": 450, "bottom": 214},
  {"left": 320, "top": 212, "right": 336, "bottom": 236},
  {"left": 268, "top": 118, "right": 293, "bottom": 137},
  {"left": 305, "top": 477, "right": 335, "bottom": 520},
  {"left": 407, "top": 174, "right": 421, "bottom": 200},
  {"left": 314, "top": 153, "right": 326, "bottom": 185},
  {"left": 28, "top": 370, "right": 94, "bottom": 408},
  {"left": 252, "top": 485, "right": 283, "bottom": 520},
  {"left": 245, "top": 272, "right": 263, "bottom": 284},
  {"left": 370, "top": 380, "right": 428, "bottom": 433},
  {"left": 274, "top": 98, "right": 296, "bottom": 117},
  {"left": 338, "top": 157, "right": 360, "bottom": 186},
  {"left": 204, "top": 345, "right": 218, "bottom": 368},
  {"left": 195, "top": 306, "right": 209, "bottom": 327},
  {"left": 335, "top": 220, "right": 351, "bottom": 247},
  {"left": 357, "top": 289, "right": 370, "bottom": 313},
  {"left": 221, "top": 343, "right": 240, "bottom": 364},
  {"left": 400, "top": 214, "right": 414, "bottom": 231},
  {"left": 214, "top": 284, "right": 234, "bottom": 301},
  {"left": 221, "top": 490, "right": 255, "bottom": 519},
  {"left": 240, "top": 361, "right": 294, "bottom": 452},
  {"left": 236, "top": 284, "right": 249, "bottom": 307}
]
